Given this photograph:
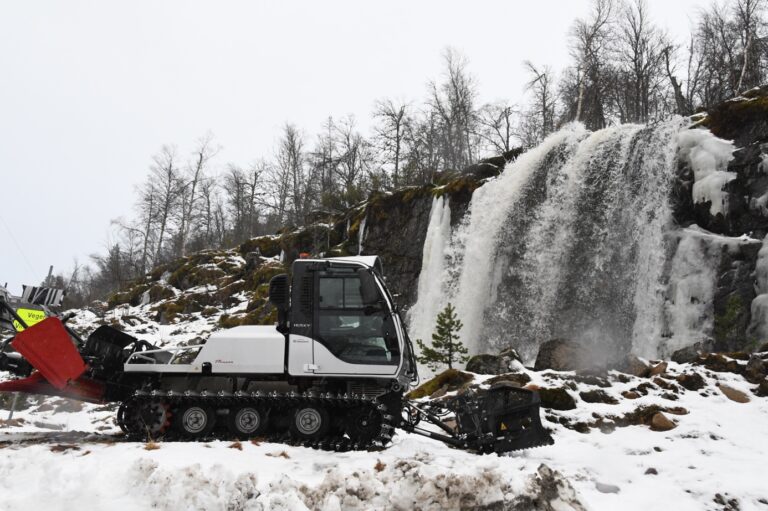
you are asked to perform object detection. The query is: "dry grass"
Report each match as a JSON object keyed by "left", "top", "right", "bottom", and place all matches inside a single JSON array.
[
  {"left": 50, "top": 444, "right": 80, "bottom": 453},
  {"left": 266, "top": 450, "right": 290, "bottom": 459},
  {"left": 374, "top": 459, "right": 386, "bottom": 472},
  {"left": 229, "top": 441, "right": 243, "bottom": 450},
  {"left": 144, "top": 441, "right": 161, "bottom": 451}
]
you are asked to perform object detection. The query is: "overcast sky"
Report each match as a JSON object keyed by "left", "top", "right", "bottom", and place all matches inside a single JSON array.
[{"left": 0, "top": 0, "right": 708, "bottom": 294}]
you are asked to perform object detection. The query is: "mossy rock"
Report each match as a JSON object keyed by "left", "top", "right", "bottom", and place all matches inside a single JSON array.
[
  {"left": 248, "top": 263, "right": 286, "bottom": 292},
  {"left": 239, "top": 236, "right": 282, "bottom": 258},
  {"left": 168, "top": 264, "right": 227, "bottom": 290},
  {"left": 700, "top": 87, "right": 768, "bottom": 145},
  {"left": 694, "top": 353, "right": 744, "bottom": 374},
  {"left": 486, "top": 372, "right": 531, "bottom": 387},
  {"left": 147, "top": 285, "right": 175, "bottom": 303},
  {"left": 579, "top": 389, "right": 618, "bottom": 405},
  {"left": 218, "top": 306, "right": 277, "bottom": 328},
  {"left": 714, "top": 294, "right": 747, "bottom": 347},
  {"left": 407, "top": 369, "right": 474, "bottom": 399},
  {"left": 201, "top": 307, "right": 220, "bottom": 318},
  {"left": 537, "top": 387, "right": 577, "bottom": 410}
]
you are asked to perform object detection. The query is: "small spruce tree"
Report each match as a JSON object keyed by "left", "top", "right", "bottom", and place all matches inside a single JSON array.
[{"left": 415, "top": 302, "right": 469, "bottom": 370}]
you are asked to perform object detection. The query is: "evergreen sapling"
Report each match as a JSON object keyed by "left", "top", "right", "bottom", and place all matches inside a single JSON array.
[{"left": 415, "top": 302, "right": 469, "bottom": 370}]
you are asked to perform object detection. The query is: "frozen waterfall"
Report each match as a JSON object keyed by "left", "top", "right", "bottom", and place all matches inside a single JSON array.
[{"left": 409, "top": 119, "right": 744, "bottom": 363}]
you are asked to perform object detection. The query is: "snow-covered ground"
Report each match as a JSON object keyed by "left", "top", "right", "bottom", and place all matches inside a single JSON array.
[{"left": 1, "top": 355, "right": 766, "bottom": 510}]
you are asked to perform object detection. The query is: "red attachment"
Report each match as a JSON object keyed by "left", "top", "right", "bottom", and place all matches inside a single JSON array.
[
  {"left": 0, "top": 373, "right": 105, "bottom": 403},
  {"left": 11, "top": 317, "right": 86, "bottom": 389}
]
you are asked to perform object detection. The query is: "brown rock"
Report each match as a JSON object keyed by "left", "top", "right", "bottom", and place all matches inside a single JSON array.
[
  {"left": 718, "top": 384, "right": 750, "bottom": 403},
  {"left": 649, "top": 362, "right": 668, "bottom": 377},
  {"left": 755, "top": 379, "right": 768, "bottom": 397},
  {"left": 579, "top": 389, "right": 619, "bottom": 405},
  {"left": 537, "top": 387, "right": 577, "bottom": 410},
  {"left": 676, "top": 372, "right": 706, "bottom": 391},
  {"left": 622, "top": 391, "right": 641, "bottom": 399},
  {"left": 534, "top": 339, "right": 584, "bottom": 371},
  {"left": 745, "top": 355, "right": 766, "bottom": 384},
  {"left": 695, "top": 353, "right": 743, "bottom": 375},
  {"left": 644, "top": 468, "right": 658, "bottom": 475},
  {"left": 617, "top": 354, "right": 650, "bottom": 377},
  {"left": 650, "top": 412, "right": 676, "bottom": 431},
  {"left": 486, "top": 372, "right": 531, "bottom": 387}
]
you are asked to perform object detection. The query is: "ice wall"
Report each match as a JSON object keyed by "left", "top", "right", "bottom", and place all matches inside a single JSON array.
[{"left": 409, "top": 119, "right": 756, "bottom": 362}]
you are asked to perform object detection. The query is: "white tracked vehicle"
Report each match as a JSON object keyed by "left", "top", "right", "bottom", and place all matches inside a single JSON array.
[{"left": 0, "top": 256, "right": 553, "bottom": 453}]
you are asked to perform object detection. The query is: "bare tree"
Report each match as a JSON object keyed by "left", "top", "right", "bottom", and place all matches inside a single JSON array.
[
  {"left": 276, "top": 124, "right": 309, "bottom": 225},
  {"left": 524, "top": 61, "right": 558, "bottom": 137},
  {"left": 476, "top": 101, "right": 519, "bottom": 155},
  {"left": 611, "top": 0, "right": 669, "bottom": 123},
  {"left": 147, "top": 145, "right": 182, "bottom": 263},
  {"left": 177, "top": 134, "right": 219, "bottom": 257},
  {"left": 428, "top": 48, "right": 479, "bottom": 171},
  {"left": 373, "top": 98, "right": 409, "bottom": 188},
  {"left": 567, "top": 0, "right": 615, "bottom": 129}
]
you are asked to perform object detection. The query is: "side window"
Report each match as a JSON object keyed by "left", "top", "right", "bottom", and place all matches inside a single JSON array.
[
  {"left": 319, "top": 277, "right": 363, "bottom": 309},
  {"left": 316, "top": 271, "right": 400, "bottom": 366}
]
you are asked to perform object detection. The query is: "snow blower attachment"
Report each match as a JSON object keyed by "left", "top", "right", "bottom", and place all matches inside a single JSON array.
[{"left": 0, "top": 256, "right": 553, "bottom": 454}]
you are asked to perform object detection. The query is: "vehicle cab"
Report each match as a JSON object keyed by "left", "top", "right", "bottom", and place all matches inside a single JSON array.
[{"left": 273, "top": 256, "right": 417, "bottom": 388}]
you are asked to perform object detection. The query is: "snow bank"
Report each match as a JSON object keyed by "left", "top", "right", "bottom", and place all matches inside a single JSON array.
[{"left": 677, "top": 129, "right": 736, "bottom": 217}]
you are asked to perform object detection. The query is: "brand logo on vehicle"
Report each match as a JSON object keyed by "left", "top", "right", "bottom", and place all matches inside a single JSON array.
[
  {"left": 294, "top": 323, "right": 310, "bottom": 328},
  {"left": 215, "top": 359, "right": 233, "bottom": 364}
]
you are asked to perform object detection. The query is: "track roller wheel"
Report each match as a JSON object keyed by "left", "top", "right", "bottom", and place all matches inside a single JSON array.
[
  {"left": 228, "top": 405, "right": 268, "bottom": 438},
  {"left": 117, "top": 399, "right": 143, "bottom": 439},
  {"left": 345, "top": 406, "right": 383, "bottom": 445},
  {"left": 174, "top": 403, "right": 215, "bottom": 439},
  {"left": 118, "top": 400, "right": 171, "bottom": 440},
  {"left": 290, "top": 405, "right": 330, "bottom": 440}
]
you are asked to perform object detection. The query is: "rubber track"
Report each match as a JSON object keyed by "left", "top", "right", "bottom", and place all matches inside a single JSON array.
[{"left": 123, "top": 389, "right": 396, "bottom": 452}]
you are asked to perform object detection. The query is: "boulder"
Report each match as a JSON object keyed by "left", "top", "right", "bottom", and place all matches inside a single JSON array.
[
  {"left": 755, "top": 379, "right": 768, "bottom": 397},
  {"left": 745, "top": 355, "right": 766, "bottom": 384},
  {"left": 649, "top": 362, "right": 668, "bottom": 377},
  {"left": 616, "top": 354, "right": 650, "bottom": 377},
  {"left": 671, "top": 341, "right": 711, "bottom": 364},
  {"left": 536, "top": 387, "right": 577, "bottom": 410},
  {"left": 406, "top": 369, "right": 474, "bottom": 399},
  {"left": 486, "top": 372, "right": 531, "bottom": 387},
  {"left": 465, "top": 354, "right": 506, "bottom": 375},
  {"left": 717, "top": 384, "right": 750, "bottom": 403},
  {"left": 534, "top": 339, "right": 586, "bottom": 371},
  {"left": 650, "top": 412, "right": 676, "bottom": 431},
  {"left": 499, "top": 347, "right": 523, "bottom": 367},
  {"left": 676, "top": 372, "right": 706, "bottom": 391},
  {"left": 579, "top": 389, "right": 618, "bottom": 405},
  {"left": 622, "top": 391, "right": 641, "bottom": 400},
  {"left": 695, "top": 353, "right": 744, "bottom": 374}
]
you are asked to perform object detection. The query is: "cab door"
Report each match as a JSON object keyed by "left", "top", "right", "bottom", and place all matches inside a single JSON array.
[{"left": 312, "top": 268, "right": 400, "bottom": 376}]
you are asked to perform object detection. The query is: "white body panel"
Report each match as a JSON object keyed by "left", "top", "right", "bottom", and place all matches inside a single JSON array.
[
  {"left": 200, "top": 326, "right": 285, "bottom": 373},
  {"left": 287, "top": 334, "right": 314, "bottom": 375},
  {"left": 311, "top": 341, "right": 398, "bottom": 376},
  {"left": 124, "top": 325, "right": 285, "bottom": 374}
]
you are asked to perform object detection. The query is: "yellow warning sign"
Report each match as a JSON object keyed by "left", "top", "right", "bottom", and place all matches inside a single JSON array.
[
  {"left": 12, "top": 308, "right": 47, "bottom": 332},
  {"left": 500, "top": 422, "right": 507, "bottom": 431}
]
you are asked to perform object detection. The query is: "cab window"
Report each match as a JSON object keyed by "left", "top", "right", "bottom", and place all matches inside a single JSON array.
[{"left": 316, "top": 270, "right": 399, "bottom": 365}]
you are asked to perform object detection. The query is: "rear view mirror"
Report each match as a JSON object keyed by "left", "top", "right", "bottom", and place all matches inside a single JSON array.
[
  {"left": 268, "top": 274, "right": 290, "bottom": 312},
  {"left": 357, "top": 268, "right": 380, "bottom": 306}
]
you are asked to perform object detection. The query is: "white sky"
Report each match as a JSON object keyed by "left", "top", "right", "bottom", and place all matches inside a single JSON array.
[{"left": 0, "top": 0, "right": 708, "bottom": 294}]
